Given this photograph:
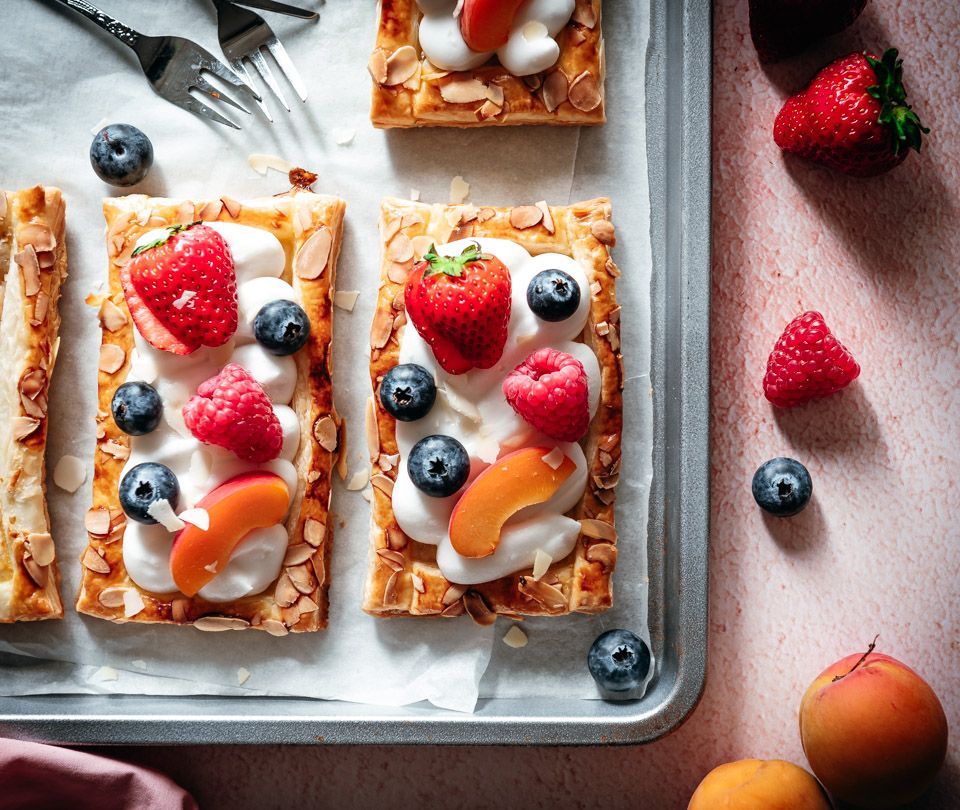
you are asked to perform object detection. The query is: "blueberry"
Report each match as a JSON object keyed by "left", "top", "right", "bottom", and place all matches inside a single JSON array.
[
  {"left": 752, "top": 457, "right": 813, "bottom": 517},
  {"left": 111, "top": 381, "right": 163, "bottom": 436},
  {"left": 253, "top": 300, "right": 311, "bottom": 356},
  {"left": 119, "top": 462, "right": 179, "bottom": 524},
  {"left": 380, "top": 364, "right": 436, "bottom": 422},
  {"left": 89, "top": 124, "right": 153, "bottom": 187},
  {"left": 527, "top": 269, "right": 581, "bottom": 322},
  {"left": 587, "top": 629, "right": 651, "bottom": 692},
  {"left": 407, "top": 435, "right": 469, "bottom": 497}
]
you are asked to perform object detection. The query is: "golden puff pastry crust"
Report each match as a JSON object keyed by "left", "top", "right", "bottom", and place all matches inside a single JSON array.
[
  {"left": 363, "top": 197, "right": 622, "bottom": 622},
  {"left": 370, "top": 0, "right": 604, "bottom": 128},
  {"left": 0, "top": 186, "right": 68, "bottom": 622},
  {"left": 75, "top": 191, "right": 345, "bottom": 635}
]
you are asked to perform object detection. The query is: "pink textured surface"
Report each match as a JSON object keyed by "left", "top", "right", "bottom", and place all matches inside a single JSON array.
[{"left": 89, "top": 1, "right": 959, "bottom": 806}]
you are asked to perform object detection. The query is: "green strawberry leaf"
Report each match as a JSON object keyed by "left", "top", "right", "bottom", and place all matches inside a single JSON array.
[
  {"left": 865, "top": 48, "right": 930, "bottom": 156},
  {"left": 131, "top": 221, "right": 199, "bottom": 257},
  {"left": 422, "top": 242, "right": 489, "bottom": 278}
]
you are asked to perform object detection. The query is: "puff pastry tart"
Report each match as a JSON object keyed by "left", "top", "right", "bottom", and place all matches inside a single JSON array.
[
  {"left": 76, "top": 191, "right": 345, "bottom": 634},
  {"left": 370, "top": 0, "right": 604, "bottom": 128},
  {"left": 363, "top": 197, "right": 622, "bottom": 621},
  {"left": 0, "top": 187, "right": 68, "bottom": 622}
]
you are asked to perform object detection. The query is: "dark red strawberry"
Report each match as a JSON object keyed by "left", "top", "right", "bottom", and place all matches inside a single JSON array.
[
  {"left": 121, "top": 222, "right": 238, "bottom": 355},
  {"left": 404, "top": 243, "right": 511, "bottom": 375},
  {"left": 749, "top": 0, "right": 867, "bottom": 63},
  {"left": 774, "top": 49, "right": 929, "bottom": 177},
  {"left": 763, "top": 311, "right": 860, "bottom": 408}
]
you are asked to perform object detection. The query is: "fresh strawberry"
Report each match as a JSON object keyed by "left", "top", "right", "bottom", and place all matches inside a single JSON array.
[
  {"left": 763, "top": 311, "right": 860, "bottom": 408},
  {"left": 404, "top": 243, "right": 511, "bottom": 375},
  {"left": 774, "top": 49, "right": 929, "bottom": 177},
  {"left": 182, "top": 363, "right": 283, "bottom": 463},
  {"left": 502, "top": 348, "right": 589, "bottom": 441},
  {"left": 122, "top": 222, "right": 238, "bottom": 355},
  {"left": 460, "top": 0, "right": 526, "bottom": 52},
  {"left": 749, "top": 0, "right": 867, "bottom": 63}
]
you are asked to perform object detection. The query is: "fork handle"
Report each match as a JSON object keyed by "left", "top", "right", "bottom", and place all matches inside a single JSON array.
[{"left": 50, "top": 0, "right": 142, "bottom": 49}]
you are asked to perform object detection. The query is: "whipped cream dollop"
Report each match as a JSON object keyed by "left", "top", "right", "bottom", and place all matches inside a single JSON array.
[
  {"left": 391, "top": 238, "right": 599, "bottom": 584},
  {"left": 416, "top": 0, "right": 575, "bottom": 76},
  {"left": 120, "top": 222, "right": 299, "bottom": 602}
]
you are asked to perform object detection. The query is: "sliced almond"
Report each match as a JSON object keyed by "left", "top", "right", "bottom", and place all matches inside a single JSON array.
[
  {"left": 590, "top": 219, "right": 616, "bottom": 246},
  {"left": 283, "top": 543, "right": 314, "bottom": 567},
  {"left": 572, "top": 3, "right": 598, "bottom": 28},
  {"left": 387, "top": 259, "right": 413, "bottom": 284},
  {"left": 411, "top": 574, "right": 426, "bottom": 594},
  {"left": 532, "top": 549, "right": 552, "bottom": 580},
  {"left": 568, "top": 71, "right": 602, "bottom": 112},
  {"left": 286, "top": 563, "right": 317, "bottom": 595},
  {"left": 26, "top": 532, "right": 55, "bottom": 566},
  {"left": 441, "top": 583, "right": 466, "bottom": 607},
  {"left": 502, "top": 625, "right": 529, "bottom": 648},
  {"left": 518, "top": 576, "right": 566, "bottom": 611},
  {"left": 477, "top": 207, "right": 496, "bottom": 223},
  {"left": 19, "top": 368, "right": 46, "bottom": 399},
  {"left": 449, "top": 175, "right": 470, "bottom": 205},
  {"left": 220, "top": 196, "right": 242, "bottom": 219},
  {"left": 441, "top": 600, "right": 465, "bottom": 618},
  {"left": 85, "top": 507, "right": 111, "bottom": 536},
  {"left": 382, "top": 571, "right": 401, "bottom": 606},
  {"left": 12, "top": 416, "right": 40, "bottom": 442},
  {"left": 100, "top": 299, "right": 128, "bottom": 331},
  {"left": 53, "top": 455, "right": 86, "bottom": 493},
  {"left": 440, "top": 78, "right": 489, "bottom": 104},
  {"left": 15, "top": 246, "right": 41, "bottom": 296},
  {"left": 463, "top": 590, "right": 496, "bottom": 625},
  {"left": 580, "top": 518, "right": 617, "bottom": 541},
  {"left": 370, "top": 474, "right": 394, "bottom": 498},
  {"left": 98, "top": 587, "right": 127, "bottom": 609},
  {"left": 476, "top": 100, "right": 502, "bottom": 120},
  {"left": 385, "top": 45, "right": 419, "bottom": 86},
  {"left": 32, "top": 290, "right": 50, "bottom": 325},
  {"left": 82, "top": 547, "right": 111, "bottom": 574},
  {"left": 313, "top": 415, "right": 338, "bottom": 452},
  {"left": 387, "top": 232, "right": 414, "bottom": 263},
  {"left": 247, "top": 153, "right": 294, "bottom": 176},
  {"left": 260, "top": 618, "right": 289, "bottom": 636},
  {"left": 522, "top": 73, "right": 543, "bottom": 92},
  {"left": 485, "top": 83, "right": 505, "bottom": 106},
  {"left": 275, "top": 572, "right": 299, "bottom": 607},
  {"left": 510, "top": 205, "right": 543, "bottom": 230},
  {"left": 98, "top": 344, "right": 126, "bottom": 374},
  {"left": 198, "top": 199, "right": 225, "bottom": 221},
  {"left": 585, "top": 542, "right": 617, "bottom": 572},
  {"left": 193, "top": 616, "right": 250, "bottom": 632},
  {"left": 370, "top": 307, "right": 394, "bottom": 350},
  {"left": 347, "top": 468, "right": 369, "bottom": 491},
  {"left": 297, "top": 594, "right": 319, "bottom": 614},
  {"left": 20, "top": 222, "right": 56, "bottom": 252},
  {"left": 386, "top": 525, "right": 407, "bottom": 551},
  {"left": 376, "top": 548, "right": 405, "bottom": 572},
  {"left": 333, "top": 290, "right": 359, "bottom": 311},
  {"left": 100, "top": 440, "right": 130, "bottom": 461},
  {"left": 23, "top": 554, "right": 47, "bottom": 587},
  {"left": 303, "top": 518, "right": 325, "bottom": 548},
  {"left": 542, "top": 70, "right": 569, "bottom": 113},
  {"left": 123, "top": 588, "right": 146, "bottom": 618},
  {"left": 368, "top": 48, "right": 389, "bottom": 84},
  {"left": 534, "top": 201, "right": 555, "bottom": 234},
  {"left": 296, "top": 226, "right": 332, "bottom": 280},
  {"left": 381, "top": 216, "right": 402, "bottom": 244}
]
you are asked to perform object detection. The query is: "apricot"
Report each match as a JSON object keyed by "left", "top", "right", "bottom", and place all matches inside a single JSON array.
[
  {"left": 799, "top": 649, "right": 948, "bottom": 808},
  {"left": 170, "top": 471, "right": 289, "bottom": 596},
  {"left": 449, "top": 447, "right": 575, "bottom": 558},
  {"left": 688, "top": 759, "right": 830, "bottom": 810}
]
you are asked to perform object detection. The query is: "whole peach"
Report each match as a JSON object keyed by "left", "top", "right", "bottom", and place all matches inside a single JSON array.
[
  {"left": 688, "top": 759, "right": 831, "bottom": 809},
  {"left": 800, "top": 650, "right": 948, "bottom": 808}
]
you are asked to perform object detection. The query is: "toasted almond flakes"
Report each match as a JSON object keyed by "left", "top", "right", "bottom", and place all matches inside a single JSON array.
[
  {"left": 98, "top": 344, "right": 126, "bottom": 374},
  {"left": 26, "top": 532, "right": 55, "bottom": 566},
  {"left": 411, "top": 235, "right": 434, "bottom": 259},
  {"left": 23, "top": 554, "right": 47, "bottom": 587},
  {"left": 237, "top": 667, "right": 251, "bottom": 685},
  {"left": 275, "top": 573, "right": 299, "bottom": 607},
  {"left": 123, "top": 588, "right": 145, "bottom": 618},
  {"left": 365, "top": 396, "right": 380, "bottom": 461},
  {"left": 411, "top": 574, "right": 426, "bottom": 594},
  {"left": 382, "top": 571, "right": 400, "bottom": 606},
  {"left": 347, "top": 469, "right": 369, "bottom": 491},
  {"left": 595, "top": 321, "right": 610, "bottom": 336},
  {"left": 296, "top": 226, "right": 332, "bottom": 280},
  {"left": 20, "top": 222, "right": 56, "bottom": 252},
  {"left": 510, "top": 205, "right": 543, "bottom": 230},
  {"left": 370, "top": 307, "right": 393, "bottom": 350},
  {"left": 572, "top": 3, "right": 598, "bottom": 28},
  {"left": 147, "top": 499, "right": 185, "bottom": 531},
  {"left": 179, "top": 508, "right": 210, "bottom": 531},
  {"left": 334, "top": 128, "right": 356, "bottom": 146},
  {"left": 82, "top": 547, "right": 111, "bottom": 574},
  {"left": 532, "top": 549, "right": 552, "bottom": 580},
  {"left": 92, "top": 666, "right": 119, "bottom": 682},
  {"left": 387, "top": 233, "right": 414, "bottom": 263},
  {"left": 283, "top": 543, "right": 314, "bottom": 566},
  {"left": 303, "top": 518, "right": 325, "bottom": 547},
  {"left": 449, "top": 175, "right": 470, "bottom": 204},
  {"left": 368, "top": 48, "right": 388, "bottom": 84},
  {"left": 518, "top": 576, "right": 566, "bottom": 611},
  {"left": 502, "top": 625, "right": 529, "bottom": 648},
  {"left": 220, "top": 196, "right": 242, "bottom": 219},
  {"left": 376, "top": 548, "right": 405, "bottom": 572},
  {"left": 100, "top": 299, "right": 127, "bottom": 331},
  {"left": 32, "top": 290, "right": 50, "bottom": 325},
  {"left": 463, "top": 590, "right": 496, "bottom": 626},
  {"left": 568, "top": 71, "right": 602, "bottom": 112},
  {"left": 585, "top": 542, "right": 617, "bottom": 571},
  {"left": 53, "top": 455, "right": 86, "bottom": 493},
  {"left": 248, "top": 153, "right": 294, "bottom": 175},
  {"left": 16, "top": 246, "right": 41, "bottom": 296},
  {"left": 541, "top": 447, "right": 565, "bottom": 470},
  {"left": 440, "top": 78, "right": 489, "bottom": 105},
  {"left": 386, "top": 525, "right": 407, "bottom": 550},
  {"left": 333, "top": 290, "right": 359, "bottom": 311},
  {"left": 12, "top": 416, "right": 40, "bottom": 441},
  {"left": 98, "top": 587, "right": 127, "bottom": 608},
  {"left": 85, "top": 507, "right": 111, "bottom": 536},
  {"left": 580, "top": 518, "right": 617, "bottom": 541},
  {"left": 385, "top": 45, "right": 419, "bottom": 86},
  {"left": 477, "top": 207, "right": 496, "bottom": 223},
  {"left": 313, "top": 415, "right": 338, "bottom": 452},
  {"left": 100, "top": 440, "right": 130, "bottom": 461},
  {"left": 286, "top": 563, "right": 316, "bottom": 595},
  {"left": 370, "top": 474, "right": 394, "bottom": 497},
  {"left": 534, "top": 201, "right": 555, "bottom": 233},
  {"left": 591, "top": 219, "right": 616, "bottom": 246},
  {"left": 542, "top": 70, "right": 569, "bottom": 113},
  {"left": 193, "top": 616, "right": 250, "bottom": 632},
  {"left": 261, "top": 619, "right": 289, "bottom": 636},
  {"left": 442, "top": 583, "right": 466, "bottom": 606},
  {"left": 410, "top": 188, "right": 421, "bottom": 201}
]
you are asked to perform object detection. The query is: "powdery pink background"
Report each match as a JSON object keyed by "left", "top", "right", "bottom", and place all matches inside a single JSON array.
[{"left": 90, "top": 1, "right": 959, "bottom": 806}]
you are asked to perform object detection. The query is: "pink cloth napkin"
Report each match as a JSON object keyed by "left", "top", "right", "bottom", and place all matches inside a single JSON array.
[{"left": 0, "top": 738, "right": 197, "bottom": 810}]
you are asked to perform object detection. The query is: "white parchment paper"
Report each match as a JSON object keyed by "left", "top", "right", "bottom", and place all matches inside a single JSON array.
[{"left": 0, "top": 0, "right": 651, "bottom": 711}]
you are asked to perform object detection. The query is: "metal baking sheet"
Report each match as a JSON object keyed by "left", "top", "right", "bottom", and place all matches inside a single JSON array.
[{"left": 0, "top": 0, "right": 710, "bottom": 745}]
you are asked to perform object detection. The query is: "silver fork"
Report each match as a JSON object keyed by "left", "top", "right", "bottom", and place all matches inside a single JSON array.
[
  {"left": 212, "top": 0, "right": 308, "bottom": 122},
  {"left": 49, "top": 0, "right": 262, "bottom": 129}
]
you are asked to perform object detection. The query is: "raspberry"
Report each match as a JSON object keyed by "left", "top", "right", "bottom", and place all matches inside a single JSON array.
[
  {"left": 763, "top": 311, "right": 860, "bottom": 408},
  {"left": 502, "top": 348, "right": 590, "bottom": 442},
  {"left": 183, "top": 363, "right": 283, "bottom": 463}
]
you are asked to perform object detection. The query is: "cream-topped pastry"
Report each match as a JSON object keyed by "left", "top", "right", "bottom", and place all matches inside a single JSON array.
[
  {"left": 389, "top": 238, "right": 599, "bottom": 584},
  {"left": 416, "top": 0, "right": 575, "bottom": 76},
  {"left": 119, "top": 223, "right": 301, "bottom": 602}
]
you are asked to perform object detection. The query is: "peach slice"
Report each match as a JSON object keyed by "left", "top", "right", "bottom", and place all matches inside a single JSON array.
[
  {"left": 449, "top": 447, "right": 575, "bottom": 558},
  {"left": 170, "top": 471, "right": 289, "bottom": 597}
]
